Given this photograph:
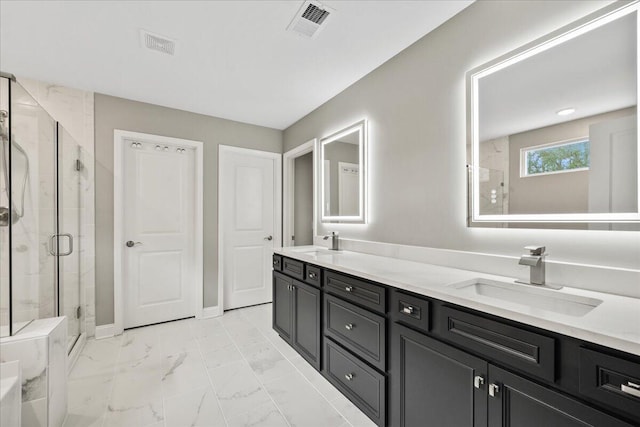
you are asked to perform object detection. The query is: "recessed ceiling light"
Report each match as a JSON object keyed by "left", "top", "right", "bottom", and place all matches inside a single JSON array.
[{"left": 557, "top": 108, "right": 576, "bottom": 116}]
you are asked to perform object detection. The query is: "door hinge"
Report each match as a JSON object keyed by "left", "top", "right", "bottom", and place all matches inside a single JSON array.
[
  {"left": 76, "top": 306, "right": 82, "bottom": 319},
  {"left": 291, "top": 235, "right": 295, "bottom": 241},
  {"left": 75, "top": 159, "right": 83, "bottom": 172}
]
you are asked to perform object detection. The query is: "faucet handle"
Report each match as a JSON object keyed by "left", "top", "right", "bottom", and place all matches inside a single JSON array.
[{"left": 524, "top": 245, "right": 546, "bottom": 256}]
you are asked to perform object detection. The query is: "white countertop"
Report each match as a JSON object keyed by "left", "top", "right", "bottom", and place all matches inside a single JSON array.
[{"left": 274, "top": 246, "right": 640, "bottom": 356}]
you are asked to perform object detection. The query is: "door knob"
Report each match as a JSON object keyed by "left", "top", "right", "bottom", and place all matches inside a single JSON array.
[
  {"left": 264, "top": 235, "right": 273, "bottom": 241},
  {"left": 126, "top": 240, "right": 143, "bottom": 248}
]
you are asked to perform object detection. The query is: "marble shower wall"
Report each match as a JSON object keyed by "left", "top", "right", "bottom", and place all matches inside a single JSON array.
[
  {"left": 478, "top": 136, "right": 510, "bottom": 215},
  {"left": 18, "top": 78, "right": 96, "bottom": 338}
]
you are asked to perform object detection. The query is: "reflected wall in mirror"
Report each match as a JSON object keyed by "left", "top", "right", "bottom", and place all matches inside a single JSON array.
[
  {"left": 467, "top": 2, "right": 639, "bottom": 229},
  {"left": 320, "top": 119, "right": 367, "bottom": 223}
]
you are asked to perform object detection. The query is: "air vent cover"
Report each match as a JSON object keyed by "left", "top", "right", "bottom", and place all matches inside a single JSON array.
[
  {"left": 140, "top": 30, "right": 176, "bottom": 55},
  {"left": 287, "top": 1, "right": 334, "bottom": 38}
]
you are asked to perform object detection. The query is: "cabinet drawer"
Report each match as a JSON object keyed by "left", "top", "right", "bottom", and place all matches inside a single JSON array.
[
  {"left": 324, "top": 338, "right": 386, "bottom": 427},
  {"left": 439, "top": 306, "right": 555, "bottom": 382},
  {"left": 324, "top": 271, "right": 386, "bottom": 313},
  {"left": 272, "top": 254, "right": 282, "bottom": 271},
  {"left": 391, "top": 291, "right": 430, "bottom": 334},
  {"left": 304, "top": 264, "right": 322, "bottom": 288},
  {"left": 579, "top": 347, "right": 640, "bottom": 421},
  {"left": 324, "top": 294, "right": 386, "bottom": 371},
  {"left": 282, "top": 257, "right": 304, "bottom": 281}
]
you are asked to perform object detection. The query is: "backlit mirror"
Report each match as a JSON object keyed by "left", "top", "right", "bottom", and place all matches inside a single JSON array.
[
  {"left": 467, "top": 2, "right": 639, "bottom": 229},
  {"left": 320, "top": 119, "right": 367, "bottom": 223}
]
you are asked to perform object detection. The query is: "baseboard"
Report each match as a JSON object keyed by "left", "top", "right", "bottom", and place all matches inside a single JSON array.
[
  {"left": 95, "top": 324, "right": 116, "bottom": 340},
  {"left": 201, "top": 306, "right": 221, "bottom": 318}
]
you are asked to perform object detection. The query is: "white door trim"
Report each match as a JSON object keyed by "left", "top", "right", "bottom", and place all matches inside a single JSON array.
[
  {"left": 218, "top": 145, "right": 282, "bottom": 313},
  {"left": 113, "top": 130, "right": 204, "bottom": 336},
  {"left": 283, "top": 139, "right": 316, "bottom": 247}
]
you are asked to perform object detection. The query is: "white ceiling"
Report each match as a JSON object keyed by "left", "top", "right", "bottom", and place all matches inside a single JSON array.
[
  {"left": 479, "top": 11, "right": 637, "bottom": 142},
  {"left": 0, "top": 0, "right": 473, "bottom": 130}
]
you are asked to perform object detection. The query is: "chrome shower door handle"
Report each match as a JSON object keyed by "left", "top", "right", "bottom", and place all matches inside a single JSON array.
[
  {"left": 58, "top": 233, "right": 73, "bottom": 256},
  {"left": 48, "top": 233, "right": 74, "bottom": 256}
]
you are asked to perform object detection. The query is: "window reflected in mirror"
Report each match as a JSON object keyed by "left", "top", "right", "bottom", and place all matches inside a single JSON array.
[{"left": 468, "top": 2, "right": 639, "bottom": 229}]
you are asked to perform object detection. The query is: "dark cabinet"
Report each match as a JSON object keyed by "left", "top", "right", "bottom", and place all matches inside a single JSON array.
[
  {"left": 272, "top": 271, "right": 321, "bottom": 370},
  {"left": 273, "top": 271, "right": 293, "bottom": 341},
  {"left": 292, "top": 279, "right": 321, "bottom": 370},
  {"left": 487, "top": 365, "right": 633, "bottom": 427},
  {"left": 391, "top": 323, "right": 488, "bottom": 427}
]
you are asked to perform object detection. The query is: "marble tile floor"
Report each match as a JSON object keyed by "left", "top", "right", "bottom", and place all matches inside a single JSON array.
[{"left": 63, "top": 303, "right": 376, "bottom": 427}]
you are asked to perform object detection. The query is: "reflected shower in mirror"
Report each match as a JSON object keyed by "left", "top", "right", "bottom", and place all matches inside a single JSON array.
[
  {"left": 468, "top": 2, "right": 639, "bottom": 229},
  {"left": 320, "top": 120, "right": 366, "bottom": 223}
]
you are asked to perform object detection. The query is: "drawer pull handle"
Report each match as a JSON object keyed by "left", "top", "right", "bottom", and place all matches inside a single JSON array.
[
  {"left": 402, "top": 306, "right": 414, "bottom": 315},
  {"left": 621, "top": 382, "right": 640, "bottom": 398},
  {"left": 489, "top": 383, "right": 499, "bottom": 398},
  {"left": 345, "top": 323, "right": 354, "bottom": 330},
  {"left": 345, "top": 373, "right": 354, "bottom": 381},
  {"left": 345, "top": 286, "right": 354, "bottom": 292},
  {"left": 308, "top": 272, "right": 317, "bottom": 279},
  {"left": 474, "top": 376, "right": 484, "bottom": 389}
]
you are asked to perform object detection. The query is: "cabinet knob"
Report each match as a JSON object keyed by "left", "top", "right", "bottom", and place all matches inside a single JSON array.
[
  {"left": 345, "top": 286, "right": 354, "bottom": 292},
  {"left": 488, "top": 383, "right": 500, "bottom": 397},
  {"left": 273, "top": 259, "right": 278, "bottom": 265},
  {"left": 345, "top": 373, "right": 354, "bottom": 381},
  {"left": 308, "top": 272, "right": 317, "bottom": 279},
  {"left": 402, "top": 306, "right": 414, "bottom": 315},
  {"left": 345, "top": 323, "right": 354, "bottom": 330},
  {"left": 474, "top": 376, "right": 484, "bottom": 389}
]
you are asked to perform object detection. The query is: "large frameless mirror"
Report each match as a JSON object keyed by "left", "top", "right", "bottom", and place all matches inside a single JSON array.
[
  {"left": 319, "top": 119, "right": 367, "bottom": 223},
  {"left": 467, "top": 2, "right": 639, "bottom": 230}
]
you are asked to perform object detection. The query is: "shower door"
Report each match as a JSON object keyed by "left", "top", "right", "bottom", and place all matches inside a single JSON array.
[{"left": 1, "top": 76, "right": 85, "bottom": 352}]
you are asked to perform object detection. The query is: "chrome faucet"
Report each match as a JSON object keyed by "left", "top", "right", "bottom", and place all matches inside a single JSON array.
[
  {"left": 518, "top": 246, "right": 546, "bottom": 285},
  {"left": 323, "top": 231, "right": 340, "bottom": 250}
]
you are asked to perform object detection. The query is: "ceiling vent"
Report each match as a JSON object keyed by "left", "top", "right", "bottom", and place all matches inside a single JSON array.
[
  {"left": 287, "top": 1, "right": 334, "bottom": 38},
  {"left": 140, "top": 30, "right": 176, "bottom": 55}
]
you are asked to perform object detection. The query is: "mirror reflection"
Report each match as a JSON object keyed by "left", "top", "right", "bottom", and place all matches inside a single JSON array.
[
  {"left": 470, "top": 4, "right": 639, "bottom": 228},
  {"left": 320, "top": 120, "right": 366, "bottom": 222}
]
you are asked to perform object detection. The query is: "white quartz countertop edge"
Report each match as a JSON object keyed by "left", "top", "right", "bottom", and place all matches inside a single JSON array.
[{"left": 274, "top": 246, "right": 640, "bottom": 356}]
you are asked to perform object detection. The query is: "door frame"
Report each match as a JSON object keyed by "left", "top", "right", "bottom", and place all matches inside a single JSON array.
[
  {"left": 218, "top": 145, "right": 282, "bottom": 312},
  {"left": 113, "top": 130, "right": 204, "bottom": 336},
  {"left": 282, "top": 139, "right": 316, "bottom": 247}
]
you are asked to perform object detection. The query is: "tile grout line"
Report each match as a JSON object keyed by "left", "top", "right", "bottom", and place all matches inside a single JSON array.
[
  {"left": 245, "top": 309, "right": 356, "bottom": 427},
  {"left": 218, "top": 310, "right": 293, "bottom": 427},
  {"left": 192, "top": 318, "right": 232, "bottom": 427},
  {"left": 239, "top": 306, "right": 355, "bottom": 427}
]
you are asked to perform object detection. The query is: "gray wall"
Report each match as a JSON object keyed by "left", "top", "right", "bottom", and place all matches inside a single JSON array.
[
  {"left": 508, "top": 107, "right": 636, "bottom": 214},
  {"left": 283, "top": 0, "right": 640, "bottom": 273},
  {"left": 95, "top": 94, "right": 282, "bottom": 326},
  {"left": 294, "top": 152, "right": 313, "bottom": 246}
]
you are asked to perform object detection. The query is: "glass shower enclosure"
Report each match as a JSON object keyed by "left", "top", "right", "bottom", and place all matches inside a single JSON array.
[{"left": 0, "top": 73, "right": 88, "bottom": 354}]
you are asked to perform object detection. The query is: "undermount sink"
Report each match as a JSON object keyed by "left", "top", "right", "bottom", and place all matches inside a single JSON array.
[
  {"left": 447, "top": 279, "right": 602, "bottom": 317},
  {"left": 288, "top": 247, "right": 342, "bottom": 256}
]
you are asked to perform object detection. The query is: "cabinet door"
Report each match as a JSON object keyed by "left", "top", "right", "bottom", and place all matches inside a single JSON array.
[
  {"left": 273, "top": 272, "right": 293, "bottom": 341},
  {"left": 391, "top": 323, "right": 488, "bottom": 427},
  {"left": 487, "top": 365, "right": 633, "bottom": 427},
  {"left": 292, "top": 279, "right": 321, "bottom": 370}
]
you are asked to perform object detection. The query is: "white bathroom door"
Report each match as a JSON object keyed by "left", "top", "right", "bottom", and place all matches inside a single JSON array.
[
  {"left": 338, "top": 162, "right": 359, "bottom": 216},
  {"left": 220, "top": 146, "right": 281, "bottom": 310},
  {"left": 123, "top": 142, "right": 196, "bottom": 328},
  {"left": 588, "top": 115, "right": 637, "bottom": 230}
]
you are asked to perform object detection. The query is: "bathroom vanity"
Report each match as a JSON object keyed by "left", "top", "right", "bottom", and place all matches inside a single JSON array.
[{"left": 272, "top": 247, "right": 640, "bottom": 427}]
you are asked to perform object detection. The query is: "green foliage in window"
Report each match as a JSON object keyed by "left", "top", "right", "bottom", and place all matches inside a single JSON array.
[{"left": 526, "top": 140, "right": 590, "bottom": 175}]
